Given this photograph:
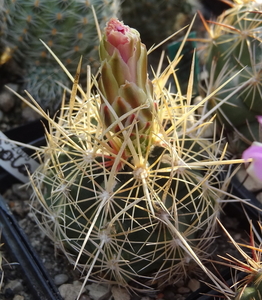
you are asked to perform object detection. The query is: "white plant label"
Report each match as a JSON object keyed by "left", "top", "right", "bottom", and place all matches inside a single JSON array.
[{"left": 0, "top": 131, "right": 39, "bottom": 183}]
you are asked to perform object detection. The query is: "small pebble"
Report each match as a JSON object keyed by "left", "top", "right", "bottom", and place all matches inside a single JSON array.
[
  {"left": 54, "top": 273, "right": 69, "bottom": 286},
  {"left": 4, "top": 280, "right": 24, "bottom": 294},
  {"left": 21, "top": 106, "right": 41, "bottom": 122},
  {"left": 11, "top": 184, "right": 30, "bottom": 200},
  {"left": 78, "top": 294, "right": 91, "bottom": 300},
  {"left": 0, "top": 85, "right": 17, "bottom": 112},
  {"left": 9, "top": 200, "right": 27, "bottom": 216},
  {"left": 234, "top": 233, "right": 241, "bottom": 241},
  {"left": 175, "top": 279, "right": 185, "bottom": 288},
  {"left": 188, "top": 278, "right": 200, "bottom": 292},
  {"left": 13, "top": 295, "right": 25, "bottom": 300},
  {"left": 174, "top": 295, "right": 185, "bottom": 300},
  {"left": 30, "top": 238, "right": 41, "bottom": 249},
  {"left": 44, "top": 262, "right": 54, "bottom": 270},
  {"left": 177, "top": 286, "right": 190, "bottom": 294},
  {"left": 163, "top": 289, "right": 176, "bottom": 300},
  {"left": 111, "top": 286, "right": 130, "bottom": 300},
  {"left": 59, "top": 281, "right": 83, "bottom": 300},
  {"left": 257, "top": 191, "right": 262, "bottom": 204},
  {"left": 86, "top": 283, "right": 110, "bottom": 300},
  {"left": 236, "top": 166, "right": 262, "bottom": 192}
]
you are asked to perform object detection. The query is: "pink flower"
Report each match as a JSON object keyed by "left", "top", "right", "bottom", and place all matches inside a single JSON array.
[
  {"left": 242, "top": 116, "right": 262, "bottom": 181},
  {"left": 257, "top": 115, "right": 262, "bottom": 125}
]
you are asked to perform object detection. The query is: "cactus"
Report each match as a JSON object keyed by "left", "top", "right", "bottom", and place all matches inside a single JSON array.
[
  {"left": 213, "top": 220, "right": 262, "bottom": 300},
  {"left": 121, "top": 0, "right": 201, "bottom": 47},
  {"left": 0, "top": 0, "right": 120, "bottom": 111},
  {"left": 14, "top": 18, "right": 246, "bottom": 293},
  {"left": 198, "top": 0, "right": 262, "bottom": 156}
]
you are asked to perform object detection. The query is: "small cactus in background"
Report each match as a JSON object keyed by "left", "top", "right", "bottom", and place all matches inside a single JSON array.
[
  {"left": 213, "top": 220, "right": 262, "bottom": 300},
  {"left": 121, "top": 0, "right": 202, "bottom": 47},
  {"left": 198, "top": 0, "right": 262, "bottom": 156},
  {"left": 0, "top": 0, "right": 120, "bottom": 111},
  {"left": 18, "top": 18, "right": 245, "bottom": 293}
]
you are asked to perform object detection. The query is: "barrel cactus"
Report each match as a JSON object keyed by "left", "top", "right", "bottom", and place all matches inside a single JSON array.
[
  {"left": 23, "top": 18, "right": 242, "bottom": 293},
  {"left": 121, "top": 0, "right": 201, "bottom": 47},
  {"left": 213, "top": 220, "right": 262, "bottom": 300},
  {"left": 0, "top": 0, "right": 120, "bottom": 111},
  {"left": 199, "top": 0, "right": 262, "bottom": 156}
]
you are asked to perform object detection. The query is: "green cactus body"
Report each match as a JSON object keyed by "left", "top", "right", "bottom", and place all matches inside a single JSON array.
[
  {"left": 25, "top": 18, "right": 238, "bottom": 291},
  {"left": 120, "top": 0, "right": 200, "bottom": 46},
  {"left": 236, "top": 283, "right": 262, "bottom": 300},
  {"left": 31, "top": 91, "right": 225, "bottom": 289},
  {"left": 217, "top": 219, "right": 262, "bottom": 300},
  {"left": 0, "top": 0, "right": 119, "bottom": 110},
  {"left": 234, "top": 256, "right": 262, "bottom": 300},
  {"left": 200, "top": 0, "right": 262, "bottom": 156}
]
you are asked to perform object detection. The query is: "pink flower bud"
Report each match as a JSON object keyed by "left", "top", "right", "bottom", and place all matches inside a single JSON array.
[{"left": 99, "top": 18, "right": 154, "bottom": 137}]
